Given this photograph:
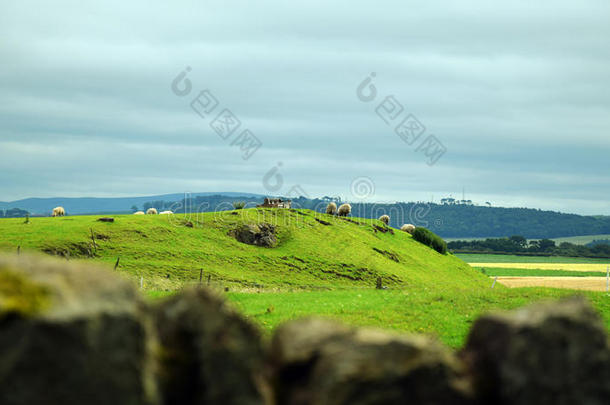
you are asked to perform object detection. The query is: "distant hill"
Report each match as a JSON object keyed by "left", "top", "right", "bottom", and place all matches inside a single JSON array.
[
  {"left": 154, "top": 196, "right": 610, "bottom": 239},
  {"left": 345, "top": 202, "right": 610, "bottom": 239},
  {"left": 1, "top": 192, "right": 609, "bottom": 239},
  {"left": 0, "top": 192, "right": 264, "bottom": 215},
  {"left": 0, "top": 209, "right": 487, "bottom": 291}
]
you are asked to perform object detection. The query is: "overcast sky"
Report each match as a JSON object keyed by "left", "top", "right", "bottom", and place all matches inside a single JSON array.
[{"left": 1, "top": 1, "right": 609, "bottom": 214}]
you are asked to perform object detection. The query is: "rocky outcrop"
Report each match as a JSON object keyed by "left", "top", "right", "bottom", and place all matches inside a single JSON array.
[{"left": 230, "top": 223, "right": 278, "bottom": 247}]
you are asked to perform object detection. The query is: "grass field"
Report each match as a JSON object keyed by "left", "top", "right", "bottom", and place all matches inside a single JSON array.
[
  {"left": 460, "top": 253, "right": 610, "bottom": 292},
  {"left": 226, "top": 287, "right": 610, "bottom": 347},
  {"left": 447, "top": 234, "right": 610, "bottom": 245},
  {"left": 456, "top": 253, "right": 610, "bottom": 264},
  {"left": 3, "top": 211, "right": 610, "bottom": 349},
  {"left": 471, "top": 262, "right": 609, "bottom": 271},
  {"left": 148, "top": 286, "right": 610, "bottom": 348},
  {"left": 474, "top": 267, "right": 606, "bottom": 277},
  {"left": 551, "top": 234, "right": 610, "bottom": 245}
]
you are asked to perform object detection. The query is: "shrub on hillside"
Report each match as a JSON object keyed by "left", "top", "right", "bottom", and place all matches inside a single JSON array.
[
  {"left": 232, "top": 201, "right": 246, "bottom": 210},
  {"left": 412, "top": 227, "right": 447, "bottom": 254}
]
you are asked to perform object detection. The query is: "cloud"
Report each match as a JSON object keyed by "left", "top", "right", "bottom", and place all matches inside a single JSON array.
[{"left": 0, "top": 0, "right": 609, "bottom": 214}]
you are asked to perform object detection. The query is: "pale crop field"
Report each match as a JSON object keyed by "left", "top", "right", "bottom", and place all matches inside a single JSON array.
[
  {"left": 497, "top": 276, "right": 609, "bottom": 291},
  {"left": 464, "top": 254, "right": 610, "bottom": 291}
]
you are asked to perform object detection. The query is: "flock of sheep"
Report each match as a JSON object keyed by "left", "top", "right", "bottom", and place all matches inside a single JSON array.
[
  {"left": 50, "top": 206, "right": 173, "bottom": 217},
  {"left": 325, "top": 202, "right": 416, "bottom": 234},
  {"left": 50, "top": 203, "right": 415, "bottom": 234},
  {"left": 133, "top": 208, "right": 173, "bottom": 215}
]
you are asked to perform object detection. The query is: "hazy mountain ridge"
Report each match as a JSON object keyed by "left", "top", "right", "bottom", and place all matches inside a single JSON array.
[
  {"left": 2, "top": 193, "right": 609, "bottom": 239},
  {"left": 0, "top": 192, "right": 264, "bottom": 215}
]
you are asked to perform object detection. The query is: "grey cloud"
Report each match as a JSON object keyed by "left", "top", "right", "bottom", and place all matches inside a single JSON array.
[{"left": 0, "top": 0, "right": 609, "bottom": 214}]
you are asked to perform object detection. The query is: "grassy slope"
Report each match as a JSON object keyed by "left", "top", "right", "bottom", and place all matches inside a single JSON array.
[
  {"left": 0, "top": 209, "right": 489, "bottom": 291},
  {"left": 226, "top": 287, "right": 610, "bottom": 348},
  {"left": 3, "top": 210, "right": 609, "bottom": 349}
]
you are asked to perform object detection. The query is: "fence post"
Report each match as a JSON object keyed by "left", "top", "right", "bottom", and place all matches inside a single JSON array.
[
  {"left": 90, "top": 228, "right": 97, "bottom": 252},
  {"left": 491, "top": 276, "right": 498, "bottom": 289}
]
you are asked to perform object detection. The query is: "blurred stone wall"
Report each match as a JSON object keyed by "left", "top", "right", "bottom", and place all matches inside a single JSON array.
[{"left": 1, "top": 254, "right": 609, "bottom": 405}]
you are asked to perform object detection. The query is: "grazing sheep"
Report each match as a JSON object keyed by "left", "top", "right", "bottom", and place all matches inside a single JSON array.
[
  {"left": 133, "top": 211, "right": 145, "bottom": 215},
  {"left": 51, "top": 206, "right": 65, "bottom": 217},
  {"left": 379, "top": 214, "right": 390, "bottom": 225},
  {"left": 401, "top": 224, "right": 416, "bottom": 234},
  {"left": 337, "top": 203, "right": 351, "bottom": 217},
  {"left": 159, "top": 210, "right": 173, "bottom": 215},
  {"left": 326, "top": 202, "right": 337, "bottom": 215},
  {"left": 146, "top": 208, "right": 158, "bottom": 215}
]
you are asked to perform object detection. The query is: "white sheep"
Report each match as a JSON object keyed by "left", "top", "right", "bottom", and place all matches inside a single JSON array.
[
  {"left": 51, "top": 206, "right": 65, "bottom": 217},
  {"left": 401, "top": 224, "right": 416, "bottom": 234},
  {"left": 326, "top": 202, "right": 337, "bottom": 215},
  {"left": 133, "top": 211, "right": 145, "bottom": 215},
  {"left": 159, "top": 210, "right": 173, "bottom": 215},
  {"left": 379, "top": 214, "right": 390, "bottom": 225},
  {"left": 146, "top": 208, "right": 158, "bottom": 215},
  {"left": 337, "top": 203, "right": 351, "bottom": 217}
]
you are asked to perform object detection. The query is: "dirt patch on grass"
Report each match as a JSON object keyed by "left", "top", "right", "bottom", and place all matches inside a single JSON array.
[
  {"left": 314, "top": 218, "right": 331, "bottom": 226},
  {"left": 497, "top": 276, "right": 609, "bottom": 291},
  {"left": 281, "top": 256, "right": 306, "bottom": 263},
  {"left": 276, "top": 257, "right": 401, "bottom": 285},
  {"left": 42, "top": 242, "right": 94, "bottom": 258},
  {"left": 372, "top": 225, "right": 395, "bottom": 234},
  {"left": 152, "top": 226, "right": 174, "bottom": 234},
  {"left": 318, "top": 263, "right": 402, "bottom": 284},
  {"left": 372, "top": 247, "right": 400, "bottom": 263},
  {"left": 337, "top": 217, "right": 366, "bottom": 225},
  {"left": 129, "top": 229, "right": 148, "bottom": 238}
]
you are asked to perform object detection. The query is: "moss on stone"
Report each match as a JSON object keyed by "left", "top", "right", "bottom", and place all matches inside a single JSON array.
[{"left": 0, "top": 269, "right": 51, "bottom": 317}]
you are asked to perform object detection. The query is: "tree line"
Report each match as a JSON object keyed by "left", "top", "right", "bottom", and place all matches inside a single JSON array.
[
  {"left": 134, "top": 196, "right": 610, "bottom": 239},
  {"left": 0, "top": 208, "right": 30, "bottom": 218},
  {"left": 448, "top": 236, "right": 610, "bottom": 258}
]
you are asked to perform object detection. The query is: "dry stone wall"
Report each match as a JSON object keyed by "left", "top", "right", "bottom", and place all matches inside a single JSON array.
[{"left": 1, "top": 254, "right": 609, "bottom": 404}]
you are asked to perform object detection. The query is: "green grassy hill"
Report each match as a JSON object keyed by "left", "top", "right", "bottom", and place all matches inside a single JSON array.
[
  {"left": 3, "top": 208, "right": 610, "bottom": 348},
  {"left": 0, "top": 208, "right": 488, "bottom": 291}
]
